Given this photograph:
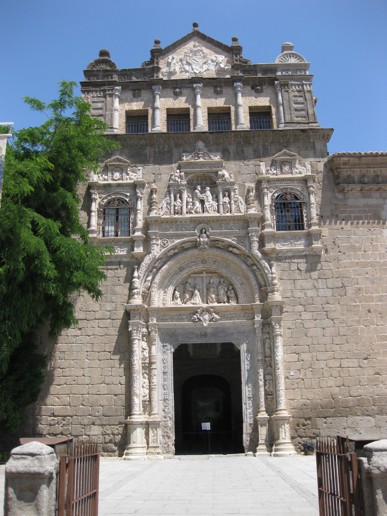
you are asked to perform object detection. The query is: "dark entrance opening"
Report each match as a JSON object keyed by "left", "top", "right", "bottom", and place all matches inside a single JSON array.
[{"left": 174, "top": 343, "right": 243, "bottom": 454}]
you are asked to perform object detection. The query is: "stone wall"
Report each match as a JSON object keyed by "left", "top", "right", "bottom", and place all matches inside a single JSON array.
[
  {"left": 33, "top": 265, "right": 133, "bottom": 455},
  {"left": 29, "top": 141, "right": 387, "bottom": 455}
]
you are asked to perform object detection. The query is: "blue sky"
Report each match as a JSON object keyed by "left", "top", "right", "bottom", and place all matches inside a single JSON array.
[{"left": 1, "top": 0, "right": 386, "bottom": 154}]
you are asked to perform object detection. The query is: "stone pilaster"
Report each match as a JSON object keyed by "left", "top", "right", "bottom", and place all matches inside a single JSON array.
[
  {"left": 88, "top": 190, "right": 98, "bottom": 236},
  {"left": 124, "top": 318, "right": 147, "bottom": 459},
  {"left": 193, "top": 83, "right": 204, "bottom": 131},
  {"left": 112, "top": 86, "right": 121, "bottom": 133},
  {"left": 270, "top": 306, "right": 296, "bottom": 456},
  {"left": 147, "top": 322, "right": 162, "bottom": 456},
  {"left": 307, "top": 177, "right": 318, "bottom": 227},
  {"left": 274, "top": 81, "right": 285, "bottom": 128},
  {"left": 254, "top": 308, "right": 269, "bottom": 455},
  {"left": 234, "top": 81, "right": 246, "bottom": 129},
  {"left": 152, "top": 85, "right": 161, "bottom": 132},
  {"left": 133, "top": 182, "right": 145, "bottom": 257}
]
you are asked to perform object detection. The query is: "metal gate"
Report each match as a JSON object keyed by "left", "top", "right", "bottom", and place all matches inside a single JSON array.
[
  {"left": 57, "top": 441, "right": 100, "bottom": 516},
  {"left": 316, "top": 437, "right": 362, "bottom": 516}
]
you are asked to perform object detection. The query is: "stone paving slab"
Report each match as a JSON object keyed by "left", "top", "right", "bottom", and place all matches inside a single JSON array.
[
  {"left": 1, "top": 454, "right": 318, "bottom": 515},
  {"left": 98, "top": 454, "right": 319, "bottom": 515}
]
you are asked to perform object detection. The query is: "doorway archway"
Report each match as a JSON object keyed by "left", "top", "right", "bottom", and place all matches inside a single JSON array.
[{"left": 173, "top": 343, "right": 243, "bottom": 454}]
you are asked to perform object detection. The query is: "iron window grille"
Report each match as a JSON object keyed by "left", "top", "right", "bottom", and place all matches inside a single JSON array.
[
  {"left": 126, "top": 115, "right": 148, "bottom": 134},
  {"left": 249, "top": 111, "right": 272, "bottom": 130},
  {"left": 274, "top": 192, "right": 305, "bottom": 231},
  {"left": 167, "top": 113, "right": 190, "bottom": 133},
  {"left": 102, "top": 199, "right": 131, "bottom": 237},
  {"left": 208, "top": 112, "right": 231, "bottom": 132}
]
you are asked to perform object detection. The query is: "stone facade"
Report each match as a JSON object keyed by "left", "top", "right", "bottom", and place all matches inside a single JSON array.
[{"left": 31, "top": 24, "right": 387, "bottom": 456}]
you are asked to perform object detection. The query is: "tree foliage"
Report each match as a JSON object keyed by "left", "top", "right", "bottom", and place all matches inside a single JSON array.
[{"left": 0, "top": 82, "right": 117, "bottom": 429}]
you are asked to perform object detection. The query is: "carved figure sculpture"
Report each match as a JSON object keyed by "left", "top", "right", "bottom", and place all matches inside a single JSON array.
[
  {"left": 182, "top": 282, "right": 194, "bottom": 304},
  {"left": 227, "top": 286, "right": 237, "bottom": 304},
  {"left": 190, "top": 285, "right": 202, "bottom": 305},
  {"left": 222, "top": 191, "right": 231, "bottom": 214},
  {"left": 174, "top": 194, "right": 182, "bottom": 215},
  {"left": 173, "top": 289, "right": 182, "bottom": 305},
  {"left": 203, "top": 187, "right": 217, "bottom": 213},
  {"left": 193, "top": 186, "right": 203, "bottom": 213},
  {"left": 207, "top": 279, "right": 217, "bottom": 304},
  {"left": 233, "top": 192, "right": 245, "bottom": 213},
  {"left": 265, "top": 373, "right": 273, "bottom": 396},
  {"left": 160, "top": 196, "right": 171, "bottom": 216},
  {"left": 218, "top": 168, "right": 230, "bottom": 181},
  {"left": 217, "top": 279, "right": 228, "bottom": 303},
  {"left": 197, "top": 227, "right": 210, "bottom": 249},
  {"left": 186, "top": 193, "right": 194, "bottom": 214}
]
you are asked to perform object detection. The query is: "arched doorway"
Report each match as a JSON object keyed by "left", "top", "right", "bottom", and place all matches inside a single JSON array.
[{"left": 174, "top": 343, "right": 243, "bottom": 455}]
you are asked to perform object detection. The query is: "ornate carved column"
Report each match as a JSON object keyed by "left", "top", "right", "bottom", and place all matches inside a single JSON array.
[
  {"left": 147, "top": 321, "right": 162, "bottom": 455},
  {"left": 262, "top": 180, "right": 273, "bottom": 230},
  {"left": 88, "top": 190, "right": 98, "bottom": 236},
  {"left": 112, "top": 86, "right": 121, "bottom": 133},
  {"left": 275, "top": 81, "right": 285, "bottom": 128},
  {"left": 270, "top": 305, "right": 296, "bottom": 456},
  {"left": 133, "top": 182, "right": 145, "bottom": 257},
  {"left": 218, "top": 187, "right": 224, "bottom": 214},
  {"left": 234, "top": 81, "right": 246, "bottom": 129},
  {"left": 152, "top": 85, "right": 162, "bottom": 132},
  {"left": 124, "top": 318, "right": 148, "bottom": 459},
  {"left": 181, "top": 188, "right": 187, "bottom": 216},
  {"left": 307, "top": 177, "right": 318, "bottom": 228},
  {"left": 254, "top": 308, "right": 269, "bottom": 455},
  {"left": 193, "top": 83, "right": 204, "bottom": 131}
]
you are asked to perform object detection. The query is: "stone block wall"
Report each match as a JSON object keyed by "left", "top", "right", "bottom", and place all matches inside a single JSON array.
[
  {"left": 33, "top": 265, "right": 133, "bottom": 455},
  {"left": 279, "top": 221, "right": 387, "bottom": 444}
]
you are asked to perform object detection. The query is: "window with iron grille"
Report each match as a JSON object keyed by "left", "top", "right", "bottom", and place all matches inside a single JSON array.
[
  {"left": 102, "top": 199, "right": 131, "bottom": 237},
  {"left": 167, "top": 113, "right": 190, "bottom": 133},
  {"left": 274, "top": 192, "right": 305, "bottom": 231},
  {"left": 126, "top": 114, "right": 148, "bottom": 134},
  {"left": 249, "top": 110, "right": 272, "bottom": 130},
  {"left": 208, "top": 111, "right": 231, "bottom": 131}
]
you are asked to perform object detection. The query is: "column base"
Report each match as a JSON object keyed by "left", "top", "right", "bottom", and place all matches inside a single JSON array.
[
  {"left": 123, "top": 417, "right": 148, "bottom": 460},
  {"left": 256, "top": 414, "right": 270, "bottom": 456},
  {"left": 271, "top": 413, "right": 296, "bottom": 456},
  {"left": 146, "top": 419, "right": 163, "bottom": 457}
]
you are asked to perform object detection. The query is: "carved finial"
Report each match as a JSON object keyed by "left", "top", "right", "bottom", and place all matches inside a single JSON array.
[
  {"left": 154, "top": 39, "right": 161, "bottom": 48},
  {"left": 129, "top": 266, "right": 141, "bottom": 303},
  {"left": 281, "top": 42, "right": 294, "bottom": 52},
  {"left": 232, "top": 36, "right": 239, "bottom": 45},
  {"left": 99, "top": 49, "right": 110, "bottom": 58},
  {"left": 149, "top": 184, "right": 158, "bottom": 215},
  {"left": 192, "top": 22, "right": 199, "bottom": 31}
]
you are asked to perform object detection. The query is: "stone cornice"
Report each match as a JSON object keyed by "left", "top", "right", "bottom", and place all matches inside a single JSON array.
[{"left": 327, "top": 152, "right": 387, "bottom": 191}]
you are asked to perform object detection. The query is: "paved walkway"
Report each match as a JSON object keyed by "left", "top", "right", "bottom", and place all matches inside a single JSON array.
[
  {"left": 98, "top": 454, "right": 318, "bottom": 515},
  {"left": 1, "top": 454, "right": 318, "bottom": 515}
]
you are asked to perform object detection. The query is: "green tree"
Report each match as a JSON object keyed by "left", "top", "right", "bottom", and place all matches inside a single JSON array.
[{"left": 0, "top": 82, "right": 117, "bottom": 430}]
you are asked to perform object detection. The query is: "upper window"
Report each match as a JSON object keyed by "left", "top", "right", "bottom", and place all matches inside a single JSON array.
[
  {"left": 167, "top": 110, "right": 190, "bottom": 133},
  {"left": 126, "top": 112, "right": 148, "bottom": 134},
  {"left": 249, "top": 109, "right": 272, "bottom": 130},
  {"left": 274, "top": 192, "right": 304, "bottom": 231},
  {"left": 208, "top": 110, "right": 231, "bottom": 132},
  {"left": 102, "top": 198, "right": 131, "bottom": 237}
]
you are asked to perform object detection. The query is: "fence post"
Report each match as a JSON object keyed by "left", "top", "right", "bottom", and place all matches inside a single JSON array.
[
  {"left": 359, "top": 439, "right": 387, "bottom": 516},
  {"left": 5, "top": 441, "right": 58, "bottom": 516}
]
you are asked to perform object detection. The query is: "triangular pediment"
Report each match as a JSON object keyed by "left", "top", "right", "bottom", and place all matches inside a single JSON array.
[
  {"left": 159, "top": 31, "right": 233, "bottom": 79},
  {"left": 103, "top": 156, "right": 132, "bottom": 167},
  {"left": 271, "top": 149, "right": 300, "bottom": 162}
]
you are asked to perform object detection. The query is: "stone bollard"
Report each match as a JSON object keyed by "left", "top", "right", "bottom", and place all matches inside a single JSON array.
[
  {"left": 359, "top": 439, "right": 387, "bottom": 516},
  {"left": 5, "top": 441, "right": 59, "bottom": 516}
]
